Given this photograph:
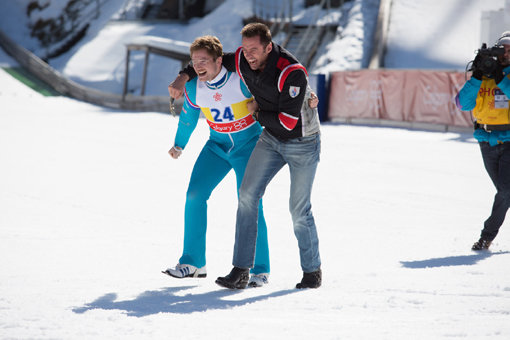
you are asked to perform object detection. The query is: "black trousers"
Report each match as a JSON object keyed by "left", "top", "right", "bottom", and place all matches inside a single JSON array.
[{"left": 479, "top": 142, "right": 510, "bottom": 241}]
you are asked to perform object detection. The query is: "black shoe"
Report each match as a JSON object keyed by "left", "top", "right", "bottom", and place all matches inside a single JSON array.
[
  {"left": 296, "top": 267, "right": 322, "bottom": 289},
  {"left": 216, "top": 267, "right": 249, "bottom": 289},
  {"left": 472, "top": 238, "right": 492, "bottom": 251}
]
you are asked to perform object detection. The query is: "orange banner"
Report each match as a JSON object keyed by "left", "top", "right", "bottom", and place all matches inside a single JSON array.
[{"left": 328, "top": 70, "right": 473, "bottom": 128}]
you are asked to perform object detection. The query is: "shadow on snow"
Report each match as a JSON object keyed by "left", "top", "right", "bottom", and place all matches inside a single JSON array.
[
  {"left": 400, "top": 251, "right": 510, "bottom": 269},
  {"left": 73, "top": 286, "right": 299, "bottom": 317}
]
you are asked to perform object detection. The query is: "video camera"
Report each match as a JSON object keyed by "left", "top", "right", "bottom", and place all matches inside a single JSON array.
[{"left": 472, "top": 43, "right": 505, "bottom": 78}]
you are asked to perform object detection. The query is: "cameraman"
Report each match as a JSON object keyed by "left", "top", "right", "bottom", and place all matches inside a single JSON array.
[{"left": 456, "top": 31, "right": 510, "bottom": 251}]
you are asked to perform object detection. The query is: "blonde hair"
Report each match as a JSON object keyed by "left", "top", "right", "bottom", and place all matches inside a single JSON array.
[{"left": 190, "top": 35, "right": 223, "bottom": 59}]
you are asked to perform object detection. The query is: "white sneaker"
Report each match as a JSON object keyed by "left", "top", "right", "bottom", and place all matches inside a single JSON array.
[
  {"left": 162, "top": 263, "right": 207, "bottom": 278},
  {"left": 248, "top": 273, "right": 269, "bottom": 287}
]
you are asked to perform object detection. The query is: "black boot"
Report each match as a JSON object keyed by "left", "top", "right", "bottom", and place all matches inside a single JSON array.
[
  {"left": 472, "top": 238, "right": 492, "bottom": 251},
  {"left": 216, "top": 267, "right": 249, "bottom": 289},
  {"left": 296, "top": 267, "right": 322, "bottom": 289}
]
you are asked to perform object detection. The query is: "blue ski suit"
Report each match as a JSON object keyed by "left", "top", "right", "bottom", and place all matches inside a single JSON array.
[{"left": 173, "top": 66, "right": 269, "bottom": 274}]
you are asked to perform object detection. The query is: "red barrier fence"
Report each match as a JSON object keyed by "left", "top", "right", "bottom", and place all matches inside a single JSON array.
[{"left": 328, "top": 70, "right": 474, "bottom": 129}]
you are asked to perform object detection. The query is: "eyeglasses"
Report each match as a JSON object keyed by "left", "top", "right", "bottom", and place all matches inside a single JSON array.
[{"left": 191, "top": 58, "right": 213, "bottom": 66}]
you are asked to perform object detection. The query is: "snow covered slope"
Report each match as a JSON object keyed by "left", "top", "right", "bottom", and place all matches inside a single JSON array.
[
  {"left": 1, "top": 42, "right": 510, "bottom": 339},
  {"left": 385, "top": 0, "right": 506, "bottom": 69}
]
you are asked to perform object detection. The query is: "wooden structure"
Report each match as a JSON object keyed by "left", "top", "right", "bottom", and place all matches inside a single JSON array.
[
  {"left": 123, "top": 36, "right": 190, "bottom": 97},
  {"left": 0, "top": 29, "right": 184, "bottom": 113}
]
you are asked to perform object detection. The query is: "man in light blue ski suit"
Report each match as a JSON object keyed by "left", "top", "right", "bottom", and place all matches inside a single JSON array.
[{"left": 162, "top": 36, "right": 270, "bottom": 287}]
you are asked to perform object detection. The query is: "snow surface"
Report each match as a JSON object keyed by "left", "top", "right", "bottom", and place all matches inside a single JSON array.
[
  {"left": 384, "top": 0, "right": 506, "bottom": 70},
  {"left": 2, "top": 42, "right": 510, "bottom": 340},
  {"left": 2, "top": 0, "right": 510, "bottom": 339}
]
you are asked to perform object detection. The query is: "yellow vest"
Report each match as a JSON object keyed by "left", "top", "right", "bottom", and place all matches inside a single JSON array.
[{"left": 473, "top": 78, "right": 510, "bottom": 124}]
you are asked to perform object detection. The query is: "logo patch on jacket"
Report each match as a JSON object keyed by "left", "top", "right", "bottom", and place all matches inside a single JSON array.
[{"left": 289, "top": 86, "right": 300, "bottom": 98}]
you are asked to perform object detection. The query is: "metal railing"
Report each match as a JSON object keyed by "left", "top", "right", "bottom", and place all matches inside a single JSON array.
[
  {"left": 292, "top": 0, "right": 329, "bottom": 65},
  {"left": 252, "top": 0, "right": 293, "bottom": 23},
  {"left": 251, "top": 0, "right": 339, "bottom": 67}
]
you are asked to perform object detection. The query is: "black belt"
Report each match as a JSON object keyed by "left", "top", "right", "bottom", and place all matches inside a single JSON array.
[{"left": 474, "top": 122, "right": 510, "bottom": 132}]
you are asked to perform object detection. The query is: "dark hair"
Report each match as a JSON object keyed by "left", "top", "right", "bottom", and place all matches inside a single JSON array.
[
  {"left": 190, "top": 35, "right": 223, "bottom": 59},
  {"left": 241, "top": 23, "right": 272, "bottom": 47}
]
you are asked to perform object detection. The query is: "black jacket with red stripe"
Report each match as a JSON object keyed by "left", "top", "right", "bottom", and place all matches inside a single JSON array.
[{"left": 182, "top": 43, "right": 309, "bottom": 140}]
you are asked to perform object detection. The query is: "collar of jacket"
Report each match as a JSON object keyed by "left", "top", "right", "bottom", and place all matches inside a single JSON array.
[{"left": 264, "top": 42, "right": 279, "bottom": 74}]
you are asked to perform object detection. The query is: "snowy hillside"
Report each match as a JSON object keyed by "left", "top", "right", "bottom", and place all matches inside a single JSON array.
[
  {"left": 385, "top": 0, "right": 506, "bottom": 70},
  {"left": 2, "top": 44, "right": 510, "bottom": 340},
  {"left": 1, "top": 2, "right": 510, "bottom": 338},
  {"left": 0, "top": 0, "right": 380, "bottom": 96},
  {"left": 1, "top": 0, "right": 510, "bottom": 97}
]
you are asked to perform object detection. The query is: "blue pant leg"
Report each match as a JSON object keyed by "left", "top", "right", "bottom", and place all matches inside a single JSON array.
[
  {"left": 230, "top": 136, "right": 270, "bottom": 275},
  {"left": 179, "top": 141, "right": 232, "bottom": 268},
  {"left": 252, "top": 203, "right": 269, "bottom": 274}
]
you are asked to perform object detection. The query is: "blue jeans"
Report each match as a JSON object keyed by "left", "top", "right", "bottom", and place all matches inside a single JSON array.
[
  {"left": 233, "top": 130, "right": 321, "bottom": 273},
  {"left": 479, "top": 142, "right": 510, "bottom": 241}
]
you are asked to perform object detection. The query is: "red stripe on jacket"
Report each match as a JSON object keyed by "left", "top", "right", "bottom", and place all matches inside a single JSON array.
[
  {"left": 278, "top": 111, "right": 299, "bottom": 131},
  {"left": 235, "top": 47, "right": 245, "bottom": 83},
  {"left": 184, "top": 88, "right": 200, "bottom": 108},
  {"left": 277, "top": 64, "right": 308, "bottom": 92}
]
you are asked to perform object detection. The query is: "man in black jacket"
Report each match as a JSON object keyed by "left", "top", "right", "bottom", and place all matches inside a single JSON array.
[{"left": 169, "top": 23, "right": 322, "bottom": 289}]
